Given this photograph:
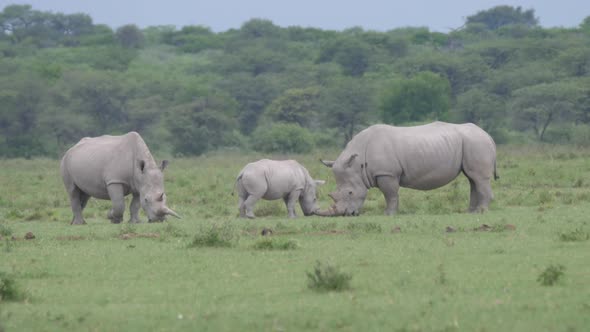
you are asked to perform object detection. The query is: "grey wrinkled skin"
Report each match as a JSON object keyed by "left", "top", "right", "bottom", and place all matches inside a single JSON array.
[
  {"left": 317, "top": 122, "right": 498, "bottom": 217},
  {"left": 235, "top": 159, "right": 325, "bottom": 218},
  {"left": 60, "top": 132, "right": 180, "bottom": 225}
]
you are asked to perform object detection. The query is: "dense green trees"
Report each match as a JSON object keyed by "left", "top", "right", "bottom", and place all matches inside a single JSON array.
[{"left": 0, "top": 4, "right": 589, "bottom": 157}]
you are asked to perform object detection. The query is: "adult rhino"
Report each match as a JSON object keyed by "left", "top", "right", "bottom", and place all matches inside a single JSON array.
[
  {"left": 60, "top": 132, "right": 180, "bottom": 224},
  {"left": 235, "top": 159, "right": 325, "bottom": 218},
  {"left": 316, "top": 122, "right": 498, "bottom": 216}
]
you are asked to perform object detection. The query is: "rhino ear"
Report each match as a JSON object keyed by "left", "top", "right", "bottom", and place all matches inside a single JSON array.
[
  {"left": 160, "top": 160, "right": 169, "bottom": 171},
  {"left": 345, "top": 154, "right": 358, "bottom": 168},
  {"left": 320, "top": 159, "right": 334, "bottom": 168},
  {"left": 138, "top": 160, "right": 146, "bottom": 173},
  {"left": 314, "top": 180, "right": 326, "bottom": 186}
]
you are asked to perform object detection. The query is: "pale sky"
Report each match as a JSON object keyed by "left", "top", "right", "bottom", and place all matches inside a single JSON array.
[{"left": 1, "top": 0, "right": 588, "bottom": 32}]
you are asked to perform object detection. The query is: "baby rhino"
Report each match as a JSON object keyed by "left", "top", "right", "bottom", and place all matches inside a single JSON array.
[{"left": 235, "top": 159, "right": 324, "bottom": 218}]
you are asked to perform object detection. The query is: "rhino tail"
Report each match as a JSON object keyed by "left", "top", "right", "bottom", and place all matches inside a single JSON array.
[
  {"left": 494, "top": 160, "right": 499, "bottom": 180},
  {"left": 232, "top": 174, "right": 243, "bottom": 196}
]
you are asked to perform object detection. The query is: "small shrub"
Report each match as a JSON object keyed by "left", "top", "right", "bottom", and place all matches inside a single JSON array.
[
  {"left": 306, "top": 260, "right": 352, "bottom": 292},
  {"left": 0, "top": 271, "right": 24, "bottom": 302},
  {"left": 252, "top": 238, "right": 299, "bottom": 250},
  {"left": 188, "top": 222, "right": 237, "bottom": 248},
  {"left": 537, "top": 264, "right": 565, "bottom": 286},
  {"left": 559, "top": 228, "right": 589, "bottom": 242},
  {"left": 346, "top": 222, "right": 382, "bottom": 233},
  {"left": 162, "top": 223, "right": 188, "bottom": 238},
  {"left": 0, "top": 224, "right": 12, "bottom": 237}
]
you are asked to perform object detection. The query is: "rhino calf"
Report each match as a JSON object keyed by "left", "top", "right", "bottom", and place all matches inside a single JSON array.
[
  {"left": 235, "top": 159, "right": 324, "bottom": 218},
  {"left": 60, "top": 132, "right": 180, "bottom": 225}
]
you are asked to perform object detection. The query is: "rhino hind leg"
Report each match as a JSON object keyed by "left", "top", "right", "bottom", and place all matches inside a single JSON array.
[
  {"left": 68, "top": 186, "right": 88, "bottom": 225},
  {"left": 465, "top": 175, "right": 493, "bottom": 213},
  {"left": 376, "top": 176, "right": 400, "bottom": 216},
  {"left": 242, "top": 195, "right": 260, "bottom": 219},
  {"left": 238, "top": 194, "right": 247, "bottom": 218},
  {"left": 107, "top": 184, "right": 126, "bottom": 223}
]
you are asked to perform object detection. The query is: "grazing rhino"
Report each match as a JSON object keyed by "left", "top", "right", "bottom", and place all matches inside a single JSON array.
[
  {"left": 60, "top": 132, "right": 180, "bottom": 224},
  {"left": 316, "top": 122, "right": 498, "bottom": 216},
  {"left": 235, "top": 159, "right": 325, "bottom": 218}
]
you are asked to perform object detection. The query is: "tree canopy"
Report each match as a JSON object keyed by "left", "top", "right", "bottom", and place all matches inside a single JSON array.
[{"left": 1, "top": 4, "right": 589, "bottom": 157}]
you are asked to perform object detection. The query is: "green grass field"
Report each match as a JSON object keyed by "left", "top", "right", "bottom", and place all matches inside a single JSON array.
[{"left": 1, "top": 146, "right": 589, "bottom": 331}]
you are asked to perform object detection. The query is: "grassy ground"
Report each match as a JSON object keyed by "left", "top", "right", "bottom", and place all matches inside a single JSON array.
[{"left": 1, "top": 145, "right": 589, "bottom": 331}]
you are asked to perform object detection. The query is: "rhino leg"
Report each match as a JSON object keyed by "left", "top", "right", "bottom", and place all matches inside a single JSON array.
[
  {"left": 107, "top": 184, "right": 126, "bottom": 223},
  {"left": 128, "top": 193, "right": 141, "bottom": 223},
  {"left": 238, "top": 195, "right": 246, "bottom": 218},
  {"left": 284, "top": 190, "right": 302, "bottom": 218},
  {"left": 376, "top": 175, "right": 400, "bottom": 216},
  {"left": 243, "top": 195, "right": 260, "bottom": 219},
  {"left": 68, "top": 186, "right": 87, "bottom": 225},
  {"left": 467, "top": 178, "right": 478, "bottom": 212},
  {"left": 464, "top": 171, "right": 493, "bottom": 213}
]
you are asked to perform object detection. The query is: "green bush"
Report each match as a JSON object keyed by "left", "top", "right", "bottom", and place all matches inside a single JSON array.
[
  {"left": 0, "top": 271, "right": 24, "bottom": 302},
  {"left": 251, "top": 123, "right": 314, "bottom": 153},
  {"left": 306, "top": 260, "right": 352, "bottom": 292},
  {"left": 252, "top": 238, "right": 299, "bottom": 250},
  {"left": 559, "top": 228, "right": 589, "bottom": 242},
  {"left": 188, "top": 222, "right": 237, "bottom": 248},
  {"left": 537, "top": 264, "right": 565, "bottom": 286}
]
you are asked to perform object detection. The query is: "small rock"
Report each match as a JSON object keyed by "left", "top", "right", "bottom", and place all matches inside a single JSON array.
[
  {"left": 391, "top": 226, "right": 401, "bottom": 233},
  {"left": 24, "top": 232, "right": 35, "bottom": 240},
  {"left": 261, "top": 228, "right": 273, "bottom": 236},
  {"left": 445, "top": 226, "right": 456, "bottom": 233}
]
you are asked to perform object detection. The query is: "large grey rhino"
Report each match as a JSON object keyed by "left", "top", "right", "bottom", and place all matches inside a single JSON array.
[
  {"left": 316, "top": 122, "right": 498, "bottom": 216},
  {"left": 60, "top": 132, "right": 180, "bottom": 224},
  {"left": 235, "top": 159, "right": 325, "bottom": 218}
]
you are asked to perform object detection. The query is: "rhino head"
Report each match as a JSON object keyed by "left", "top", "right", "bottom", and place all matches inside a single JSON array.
[
  {"left": 136, "top": 159, "right": 180, "bottom": 222},
  {"left": 315, "top": 154, "right": 368, "bottom": 217},
  {"left": 299, "top": 179, "right": 326, "bottom": 216}
]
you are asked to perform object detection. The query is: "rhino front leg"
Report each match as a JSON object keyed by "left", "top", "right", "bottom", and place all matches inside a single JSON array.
[
  {"left": 129, "top": 193, "right": 141, "bottom": 223},
  {"left": 376, "top": 175, "right": 400, "bottom": 216},
  {"left": 107, "top": 184, "right": 126, "bottom": 223},
  {"left": 284, "top": 190, "right": 302, "bottom": 218}
]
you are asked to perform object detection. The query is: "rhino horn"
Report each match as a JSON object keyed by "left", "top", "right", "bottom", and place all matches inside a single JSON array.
[
  {"left": 314, "top": 206, "right": 342, "bottom": 217},
  {"left": 320, "top": 159, "right": 335, "bottom": 168},
  {"left": 163, "top": 206, "right": 181, "bottom": 219}
]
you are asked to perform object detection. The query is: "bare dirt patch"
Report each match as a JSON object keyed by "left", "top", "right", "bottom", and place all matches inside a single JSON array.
[
  {"left": 119, "top": 233, "right": 160, "bottom": 240},
  {"left": 56, "top": 235, "right": 86, "bottom": 241}
]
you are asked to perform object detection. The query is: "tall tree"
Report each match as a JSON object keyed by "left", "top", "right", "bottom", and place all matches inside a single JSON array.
[
  {"left": 510, "top": 81, "right": 585, "bottom": 141},
  {"left": 466, "top": 5, "right": 538, "bottom": 30},
  {"left": 381, "top": 71, "right": 451, "bottom": 124},
  {"left": 321, "top": 78, "right": 375, "bottom": 145}
]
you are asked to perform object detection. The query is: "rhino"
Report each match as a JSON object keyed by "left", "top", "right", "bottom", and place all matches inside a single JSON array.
[
  {"left": 235, "top": 159, "right": 325, "bottom": 218},
  {"left": 316, "top": 122, "right": 498, "bottom": 216},
  {"left": 60, "top": 132, "right": 180, "bottom": 225}
]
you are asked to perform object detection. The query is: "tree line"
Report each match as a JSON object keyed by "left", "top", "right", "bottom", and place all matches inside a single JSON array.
[{"left": 1, "top": 4, "right": 589, "bottom": 158}]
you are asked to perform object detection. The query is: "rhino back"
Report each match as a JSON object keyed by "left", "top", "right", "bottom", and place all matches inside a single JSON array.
[
  {"left": 364, "top": 123, "right": 467, "bottom": 190},
  {"left": 61, "top": 132, "right": 150, "bottom": 198}
]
